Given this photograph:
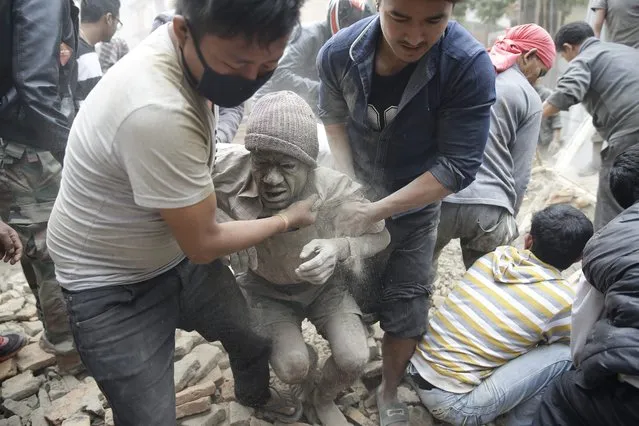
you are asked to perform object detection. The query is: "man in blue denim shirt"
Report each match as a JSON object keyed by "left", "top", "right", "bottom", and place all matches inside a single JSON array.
[{"left": 317, "top": 1, "right": 495, "bottom": 424}]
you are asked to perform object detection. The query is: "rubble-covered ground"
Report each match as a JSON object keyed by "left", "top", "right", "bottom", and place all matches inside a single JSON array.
[{"left": 0, "top": 164, "right": 596, "bottom": 426}]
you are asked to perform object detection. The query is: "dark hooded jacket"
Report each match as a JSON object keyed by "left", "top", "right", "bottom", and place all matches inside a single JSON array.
[{"left": 578, "top": 202, "right": 639, "bottom": 388}]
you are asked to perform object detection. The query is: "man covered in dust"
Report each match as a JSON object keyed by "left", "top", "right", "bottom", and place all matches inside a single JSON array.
[{"left": 213, "top": 91, "right": 391, "bottom": 426}]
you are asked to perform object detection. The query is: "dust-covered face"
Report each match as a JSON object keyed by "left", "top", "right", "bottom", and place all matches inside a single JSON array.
[{"left": 251, "top": 152, "right": 310, "bottom": 211}]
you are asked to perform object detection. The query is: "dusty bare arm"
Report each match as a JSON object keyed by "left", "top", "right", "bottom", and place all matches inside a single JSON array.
[
  {"left": 543, "top": 101, "right": 561, "bottom": 118},
  {"left": 161, "top": 193, "right": 317, "bottom": 264},
  {"left": 325, "top": 123, "right": 356, "bottom": 178}
]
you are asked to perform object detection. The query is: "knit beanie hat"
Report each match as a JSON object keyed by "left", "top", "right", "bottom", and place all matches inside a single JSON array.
[{"left": 245, "top": 91, "right": 319, "bottom": 167}]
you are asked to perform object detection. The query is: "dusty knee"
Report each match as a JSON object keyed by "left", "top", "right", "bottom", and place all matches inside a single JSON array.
[
  {"left": 333, "top": 343, "right": 369, "bottom": 377},
  {"left": 272, "top": 350, "right": 310, "bottom": 384}
]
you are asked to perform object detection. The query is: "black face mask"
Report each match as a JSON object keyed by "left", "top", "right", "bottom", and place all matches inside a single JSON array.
[{"left": 182, "top": 24, "right": 274, "bottom": 108}]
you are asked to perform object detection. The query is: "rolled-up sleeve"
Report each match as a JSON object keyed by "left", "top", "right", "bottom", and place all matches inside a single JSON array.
[
  {"left": 547, "top": 58, "right": 592, "bottom": 111},
  {"left": 429, "top": 51, "right": 496, "bottom": 192},
  {"left": 317, "top": 42, "right": 349, "bottom": 125}
]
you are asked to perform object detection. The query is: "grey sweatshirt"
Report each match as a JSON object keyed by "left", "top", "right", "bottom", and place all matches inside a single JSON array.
[
  {"left": 253, "top": 21, "right": 331, "bottom": 114},
  {"left": 445, "top": 66, "right": 541, "bottom": 216},
  {"left": 548, "top": 38, "right": 639, "bottom": 143}
]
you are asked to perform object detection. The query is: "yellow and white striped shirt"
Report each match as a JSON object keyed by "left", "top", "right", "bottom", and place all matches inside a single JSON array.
[{"left": 411, "top": 246, "right": 574, "bottom": 393}]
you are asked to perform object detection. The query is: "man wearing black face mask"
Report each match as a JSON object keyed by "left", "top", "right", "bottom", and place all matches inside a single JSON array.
[{"left": 46, "top": 1, "right": 317, "bottom": 424}]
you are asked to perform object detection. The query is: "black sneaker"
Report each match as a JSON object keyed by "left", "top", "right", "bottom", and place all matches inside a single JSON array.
[{"left": 0, "top": 333, "right": 27, "bottom": 362}]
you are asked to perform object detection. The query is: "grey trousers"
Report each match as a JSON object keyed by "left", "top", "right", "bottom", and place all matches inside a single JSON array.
[{"left": 434, "top": 203, "right": 518, "bottom": 270}]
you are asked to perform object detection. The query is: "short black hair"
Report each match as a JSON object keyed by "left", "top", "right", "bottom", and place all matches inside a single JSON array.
[
  {"left": 175, "top": 0, "right": 305, "bottom": 46},
  {"left": 81, "top": 0, "right": 121, "bottom": 23},
  {"left": 554, "top": 22, "right": 595, "bottom": 51},
  {"left": 610, "top": 144, "right": 639, "bottom": 209},
  {"left": 530, "top": 204, "right": 594, "bottom": 270}
]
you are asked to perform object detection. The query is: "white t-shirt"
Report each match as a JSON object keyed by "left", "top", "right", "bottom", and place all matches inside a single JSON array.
[{"left": 47, "top": 25, "right": 216, "bottom": 290}]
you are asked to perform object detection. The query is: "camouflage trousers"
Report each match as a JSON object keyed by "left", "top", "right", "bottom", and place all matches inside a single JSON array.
[{"left": 0, "top": 140, "right": 75, "bottom": 355}]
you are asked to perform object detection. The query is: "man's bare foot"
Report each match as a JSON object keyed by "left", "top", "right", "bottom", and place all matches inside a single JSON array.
[
  {"left": 258, "top": 387, "right": 302, "bottom": 424},
  {"left": 312, "top": 388, "right": 349, "bottom": 426}
]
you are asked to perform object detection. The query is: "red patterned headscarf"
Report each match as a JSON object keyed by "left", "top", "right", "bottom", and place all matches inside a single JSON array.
[{"left": 489, "top": 24, "right": 556, "bottom": 73}]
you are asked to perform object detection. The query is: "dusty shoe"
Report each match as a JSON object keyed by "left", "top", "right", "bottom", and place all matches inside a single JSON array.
[
  {"left": 312, "top": 387, "right": 349, "bottom": 426},
  {"left": 257, "top": 386, "right": 303, "bottom": 424},
  {"left": 0, "top": 333, "right": 27, "bottom": 362}
]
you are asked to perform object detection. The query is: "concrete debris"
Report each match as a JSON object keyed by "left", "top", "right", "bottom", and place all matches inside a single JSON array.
[
  {"left": 2, "top": 397, "right": 34, "bottom": 418},
  {"left": 174, "top": 354, "right": 201, "bottom": 393},
  {"left": 188, "top": 344, "right": 224, "bottom": 385},
  {"left": 21, "top": 320, "right": 44, "bottom": 337},
  {"left": 175, "top": 331, "right": 199, "bottom": 359},
  {"left": 45, "top": 378, "right": 104, "bottom": 425},
  {"left": 48, "top": 379, "right": 70, "bottom": 401},
  {"left": 1, "top": 370, "right": 43, "bottom": 400},
  {"left": 15, "top": 343, "right": 56, "bottom": 372},
  {"left": 344, "top": 407, "right": 375, "bottom": 426},
  {"left": 176, "top": 396, "right": 212, "bottom": 420},
  {"left": 104, "top": 409, "right": 114, "bottom": 426},
  {"left": 0, "top": 416, "right": 21, "bottom": 426},
  {"left": 228, "top": 401, "right": 254, "bottom": 426},
  {"left": 0, "top": 358, "right": 18, "bottom": 381},
  {"left": 176, "top": 381, "right": 216, "bottom": 406},
  {"left": 61, "top": 413, "right": 91, "bottom": 426},
  {"left": 179, "top": 403, "right": 227, "bottom": 426}
]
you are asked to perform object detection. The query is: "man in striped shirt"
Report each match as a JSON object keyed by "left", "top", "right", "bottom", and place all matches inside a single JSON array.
[{"left": 408, "top": 204, "right": 594, "bottom": 426}]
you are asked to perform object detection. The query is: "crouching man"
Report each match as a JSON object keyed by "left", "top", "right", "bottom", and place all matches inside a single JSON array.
[
  {"left": 408, "top": 204, "right": 593, "bottom": 426},
  {"left": 213, "top": 91, "right": 390, "bottom": 425}
]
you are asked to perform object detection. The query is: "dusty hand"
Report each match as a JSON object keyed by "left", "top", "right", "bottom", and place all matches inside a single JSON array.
[
  {"left": 0, "top": 222, "right": 22, "bottom": 265},
  {"left": 279, "top": 194, "right": 320, "bottom": 230},
  {"left": 295, "top": 239, "right": 348, "bottom": 285},
  {"left": 333, "top": 201, "right": 378, "bottom": 237},
  {"left": 222, "top": 246, "right": 258, "bottom": 275}
]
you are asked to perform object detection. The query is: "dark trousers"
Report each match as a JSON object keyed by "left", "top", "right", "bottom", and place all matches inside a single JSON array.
[
  {"left": 346, "top": 204, "right": 440, "bottom": 339},
  {"left": 534, "top": 370, "right": 639, "bottom": 426},
  {"left": 63, "top": 259, "right": 271, "bottom": 426}
]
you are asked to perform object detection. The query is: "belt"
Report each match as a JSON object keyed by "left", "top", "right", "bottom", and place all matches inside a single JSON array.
[{"left": 408, "top": 372, "right": 437, "bottom": 391}]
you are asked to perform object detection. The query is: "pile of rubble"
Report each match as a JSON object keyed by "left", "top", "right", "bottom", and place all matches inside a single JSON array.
[
  {"left": 0, "top": 160, "right": 598, "bottom": 426},
  {"left": 0, "top": 261, "right": 431, "bottom": 426}
]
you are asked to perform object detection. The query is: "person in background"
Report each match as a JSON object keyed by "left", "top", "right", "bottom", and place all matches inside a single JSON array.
[
  {"left": 544, "top": 21, "right": 639, "bottom": 230},
  {"left": 0, "top": 0, "right": 82, "bottom": 373},
  {"left": 535, "top": 83, "right": 563, "bottom": 157},
  {"left": 317, "top": 0, "right": 496, "bottom": 424},
  {"left": 75, "top": 0, "right": 121, "bottom": 109},
  {"left": 434, "top": 24, "right": 555, "bottom": 271},
  {"left": 96, "top": 36, "right": 129, "bottom": 73},
  {"left": 411, "top": 204, "right": 593, "bottom": 426},
  {"left": 591, "top": 0, "right": 639, "bottom": 48},
  {"left": 579, "top": 0, "right": 639, "bottom": 177},
  {"left": 535, "top": 144, "right": 639, "bottom": 426},
  {"left": 253, "top": 0, "right": 375, "bottom": 115},
  {"left": 153, "top": 9, "right": 245, "bottom": 144},
  {"left": 0, "top": 220, "right": 27, "bottom": 363}
]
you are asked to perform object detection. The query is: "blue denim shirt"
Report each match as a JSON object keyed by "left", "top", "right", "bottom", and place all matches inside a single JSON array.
[{"left": 318, "top": 17, "right": 496, "bottom": 197}]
